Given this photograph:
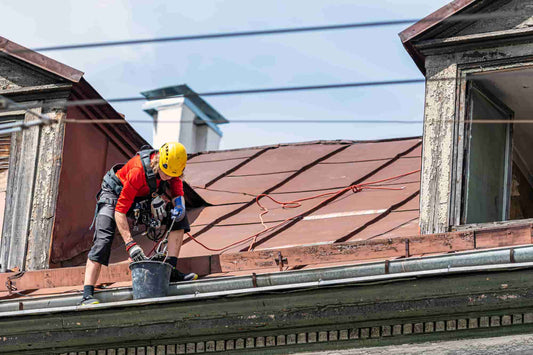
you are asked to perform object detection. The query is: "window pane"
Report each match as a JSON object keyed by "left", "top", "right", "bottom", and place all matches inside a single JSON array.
[{"left": 464, "top": 88, "right": 511, "bottom": 223}]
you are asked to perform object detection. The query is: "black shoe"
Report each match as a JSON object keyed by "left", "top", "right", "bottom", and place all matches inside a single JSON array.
[
  {"left": 170, "top": 269, "right": 198, "bottom": 282},
  {"left": 79, "top": 296, "right": 101, "bottom": 306}
]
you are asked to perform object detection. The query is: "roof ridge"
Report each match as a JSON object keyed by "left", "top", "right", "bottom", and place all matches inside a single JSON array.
[{"left": 188, "top": 136, "right": 422, "bottom": 157}]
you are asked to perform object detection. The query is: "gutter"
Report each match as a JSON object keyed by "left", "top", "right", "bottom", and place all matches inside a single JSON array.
[{"left": 2, "top": 244, "right": 533, "bottom": 316}]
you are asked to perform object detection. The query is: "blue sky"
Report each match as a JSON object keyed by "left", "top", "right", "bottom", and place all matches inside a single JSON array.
[{"left": 1, "top": 0, "right": 449, "bottom": 149}]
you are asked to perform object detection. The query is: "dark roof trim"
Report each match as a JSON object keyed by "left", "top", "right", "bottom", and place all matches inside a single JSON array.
[
  {"left": 398, "top": 0, "right": 478, "bottom": 74},
  {"left": 0, "top": 36, "right": 84, "bottom": 83}
]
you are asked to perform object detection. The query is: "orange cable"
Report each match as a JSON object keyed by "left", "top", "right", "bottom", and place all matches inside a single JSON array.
[{"left": 185, "top": 169, "right": 420, "bottom": 253}]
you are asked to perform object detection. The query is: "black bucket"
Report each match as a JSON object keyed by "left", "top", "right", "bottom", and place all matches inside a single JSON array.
[{"left": 129, "top": 260, "right": 172, "bottom": 299}]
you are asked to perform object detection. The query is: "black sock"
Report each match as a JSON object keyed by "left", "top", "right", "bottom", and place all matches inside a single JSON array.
[
  {"left": 83, "top": 285, "right": 95, "bottom": 299},
  {"left": 166, "top": 256, "right": 178, "bottom": 268}
]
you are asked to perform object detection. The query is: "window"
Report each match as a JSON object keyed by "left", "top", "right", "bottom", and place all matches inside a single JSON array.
[{"left": 457, "top": 67, "right": 533, "bottom": 226}]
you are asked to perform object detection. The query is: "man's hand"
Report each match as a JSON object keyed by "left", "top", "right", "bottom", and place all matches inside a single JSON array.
[
  {"left": 151, "top": 195, "right": 167, "bottom": 220},
  {"left": 126, "top": 241, "right": 146, "bottom": 262},
  {"left": 171, "top": 196, "right": 186, "bottom": 221}
]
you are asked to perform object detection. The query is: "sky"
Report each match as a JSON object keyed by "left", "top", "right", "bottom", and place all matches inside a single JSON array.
[{"left": 1, "top": 0, "right": 450, "bottom": 149}]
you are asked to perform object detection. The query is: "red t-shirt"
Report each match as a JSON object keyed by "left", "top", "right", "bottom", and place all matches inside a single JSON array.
[{"left": 114, "top": 153, "right": 184, "bottom": 214}]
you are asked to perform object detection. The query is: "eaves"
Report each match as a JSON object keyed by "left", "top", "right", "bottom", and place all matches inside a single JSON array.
[
  {"left": 3, "top": 266, "right": 533, "bottom": 354},
  {"left": 413, "top": 27, "right": 533, "bottom": 58}
]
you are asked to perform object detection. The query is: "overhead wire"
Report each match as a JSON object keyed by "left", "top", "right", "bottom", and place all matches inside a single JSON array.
[
  {"left": 0, "top": 95, "right": 57, "bottom": 135},
  {"left": 28, "top": 11, "right": 521, "bottom": 53},
  {"left": 0, "top": 11, "right": 528, "bottom": 131}
]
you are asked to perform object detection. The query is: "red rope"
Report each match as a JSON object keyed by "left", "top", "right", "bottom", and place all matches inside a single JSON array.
[{"left": 186, "top": 169, "right": 421, "bottom": 253}]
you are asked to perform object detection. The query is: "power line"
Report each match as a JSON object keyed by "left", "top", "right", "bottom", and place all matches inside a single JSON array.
[
  {"left": 0, "top": 95, "right": 56, "bottom": 135},
  {"left": 62, "top": 118, "right": 528, "bottom": 125},
  {"left": 1, "top": 78, "right": 428, "bottom": 112},
  {"left": 29, "top": 12, "right": 521, "bottom": 53}
]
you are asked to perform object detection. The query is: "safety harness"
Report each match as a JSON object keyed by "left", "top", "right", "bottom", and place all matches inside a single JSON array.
[
  {"left": 102, "top": 148, "right": 159, "bottom": 199},
  {"left": 90, "top": 148, "right": 168, "bottom": 238}
]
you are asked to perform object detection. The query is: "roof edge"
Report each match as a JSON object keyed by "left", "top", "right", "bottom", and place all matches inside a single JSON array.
[
  {"left": 398, "top": 0, "right": 478, "bottom": 74},
  {"left": 0, "top": 36, "right": 84, "bottom": 83},
  {"left": 189, "top": 136, "right": 423, "bottom": 158}
]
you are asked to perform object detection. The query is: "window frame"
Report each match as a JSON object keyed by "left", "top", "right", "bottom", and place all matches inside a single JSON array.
[{"left": 450, "top": 59, "right": 533, "bottom": 231}]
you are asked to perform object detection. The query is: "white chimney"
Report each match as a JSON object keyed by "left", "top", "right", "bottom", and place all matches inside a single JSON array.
[{"left": 141, "top": 85, "right": 228, "bottom": 153}]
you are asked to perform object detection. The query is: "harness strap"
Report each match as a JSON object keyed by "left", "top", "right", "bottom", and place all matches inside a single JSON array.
[
  {"left": 138, "top": 149, "right": 158, "bottom": 198},
  {"left": 102, "top": 164, "right": 125, "bottom": 196}
]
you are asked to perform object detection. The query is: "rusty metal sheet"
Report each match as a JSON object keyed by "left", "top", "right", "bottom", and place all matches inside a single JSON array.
[
  {"left": 343, "top": 210, "right": 420, "bottom": 242},
  {"left": 188, "top": 187, "right": 254, "bottom": 205},
  {"left": 218, "top": 230, "right": 475, "bottom": 273},
  {"left": 208, "top": 172, "right": 295, "bottom": 196},
  {"left": 185, "top": 158, "right": 250, "bottom": 188},
  {"left": 404, "top": 145, "right": 422, "bottom": 158},
  {"left": 190, "top": 204, "right": 250, "bottom": 228},
  {"left": 179, "top": 222, "right": 282, "bottom": 257},
  {"left": 359, "top": 157, "right": 421, "bottom": 186},
  {"left": 275, "top": 153, "right": 421, "bottom": 194},
  {"left": 475, "top": 224, "right": 532, "bottom": 249},
  {"left": 51, "top": 123, "right": 110, "bottom": 264},
  {"left": 232, "top": 144, "right": 342, "bottom": 175},
  {"left": 189, "top": 149, "right": 261, "bottom": 163},
  {"left": 274, "top": 160, "right": 388, "bottom": 193},
  {"left": 215, "top": 181, "right": 420, "bottom": 229},
  {"left": 321, "top": 138, "right": 421, "bottom": 163}
]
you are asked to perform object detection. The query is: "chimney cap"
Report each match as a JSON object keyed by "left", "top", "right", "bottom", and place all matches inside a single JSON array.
[{"left": 141, "top": 84, "right": 229, "bottom": 125}]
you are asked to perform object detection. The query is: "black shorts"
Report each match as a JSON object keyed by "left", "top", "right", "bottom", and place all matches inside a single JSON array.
[{"left": 87, "top": 189, "right": 190, "bottom": 266}]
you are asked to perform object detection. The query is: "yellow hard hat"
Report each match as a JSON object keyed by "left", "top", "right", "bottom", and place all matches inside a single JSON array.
[{"left": 159, "top": 142, "right": 187, "bottom": 177}]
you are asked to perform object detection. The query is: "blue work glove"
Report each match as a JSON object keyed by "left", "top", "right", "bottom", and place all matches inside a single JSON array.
[{"left": 171, "top": 196, "right": 186, "bottom": 221}]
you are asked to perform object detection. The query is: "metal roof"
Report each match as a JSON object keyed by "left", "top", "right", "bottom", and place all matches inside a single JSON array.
[{"left": 3, "top": 137, "right": 532, "bottom": 305}]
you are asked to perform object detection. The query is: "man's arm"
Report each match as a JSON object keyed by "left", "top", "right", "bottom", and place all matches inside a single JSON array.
[
  {"left": 116, "top": 210, "right": 146, "bottom": 261},
  {"left": 115, "top": 211, "right": 133, "bottom": 244}
]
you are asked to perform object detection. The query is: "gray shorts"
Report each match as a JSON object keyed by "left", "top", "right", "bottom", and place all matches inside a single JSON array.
[{"left": 87, "top": 189, "right": 191, "bottom": 266}]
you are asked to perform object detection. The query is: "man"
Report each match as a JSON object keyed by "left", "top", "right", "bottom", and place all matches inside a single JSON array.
[{"left": 80, "top": 142, "right": 197, "bottom": 305}]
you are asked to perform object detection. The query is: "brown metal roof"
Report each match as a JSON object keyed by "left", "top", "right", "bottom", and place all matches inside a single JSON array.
[
  {"left": 0, "top": 36, "right": 83, "bottom": 82},
  {"left": 4, "top": 137, "right": 533, "bottom": 301}
]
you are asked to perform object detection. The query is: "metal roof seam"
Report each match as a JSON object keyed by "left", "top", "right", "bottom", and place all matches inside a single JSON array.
[
  {"left": 243, "top": 141, "right": 422, "bottom": 250},
  {"left": 227, "top": 169, "right": 300, "bottom": 178},
  {"left": 182, "top": 144, "right": 352, "bottom": 246},
  {"left": 335, "top": 191, "right": 420, "bottom": 243},
  {"left": 204, "top": 147, "right": 274, "bottom": 188},
  {"left": 367, "top": 216, "right": 420, "bottom": 240}
]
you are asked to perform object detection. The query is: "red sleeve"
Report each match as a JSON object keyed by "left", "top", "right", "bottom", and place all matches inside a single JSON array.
[
  {"left": 115, "top": 167, "right": 145, "bottom": 214},
  {"left": 170, "top": 178, "right": 184, "bottom": 198}
]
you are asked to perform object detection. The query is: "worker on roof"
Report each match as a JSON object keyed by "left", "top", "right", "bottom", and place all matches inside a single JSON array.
[{"left": 80, "top": 142, "right": 197, "bottom": 306}]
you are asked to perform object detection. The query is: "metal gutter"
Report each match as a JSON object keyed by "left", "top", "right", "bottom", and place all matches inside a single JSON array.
[
  {"left": 2, "top": 244, "right": 533, "bottom": 316},
  {"left": 2, "top": 261, "right": 533, "bottom": 318}
]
